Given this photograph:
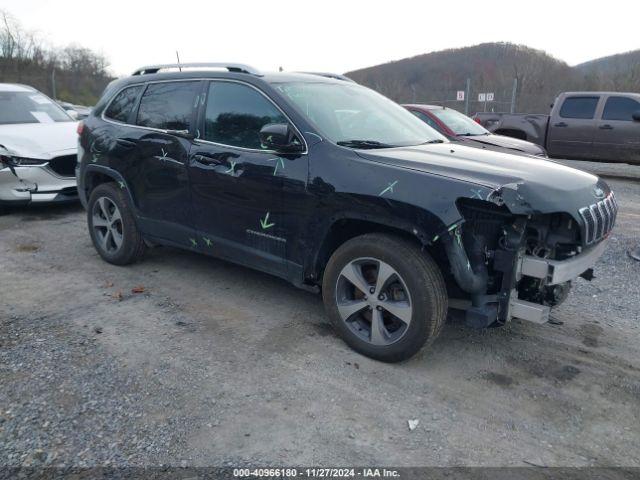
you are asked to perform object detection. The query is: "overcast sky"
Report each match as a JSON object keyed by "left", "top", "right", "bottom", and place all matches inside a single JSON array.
[{"left": 3, "top": 0, "right": 638, "bottom": 77}]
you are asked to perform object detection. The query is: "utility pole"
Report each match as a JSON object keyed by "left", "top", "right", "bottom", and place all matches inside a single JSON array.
[
  {"left": 51, "top": 69, "right": 56, "bottom": 100},
  {"left": 510, "top": 77, "right": 518, "bottom": 114},
  {"left": 464, "top": 78, "right": 470, "bottom": 115}
]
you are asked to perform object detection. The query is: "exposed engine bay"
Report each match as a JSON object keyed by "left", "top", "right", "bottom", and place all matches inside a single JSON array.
[{"left": 443, "top": 194, "right": 617, "bottom": 328}]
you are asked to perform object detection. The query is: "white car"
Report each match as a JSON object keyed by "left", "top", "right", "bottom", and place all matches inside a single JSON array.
[{"left": 0, "top": 83, "right": 78, "bottom": 206}]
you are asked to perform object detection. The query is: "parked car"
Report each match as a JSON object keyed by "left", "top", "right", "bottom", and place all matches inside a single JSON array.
[
  {"left": 404, "top": 104, "right": 547, "bottom": 157},
  {"left": 474, "top": 92, "right": 640, "bottom": 163},
  {"left": 77, "top": 63, "right": 615, "bottom": 362},
  {"left": 58, "top": 101, "right": 92, "bottom": 120},
  {"left": 0, "top": 83, "right": 79, "bottom": 206}
]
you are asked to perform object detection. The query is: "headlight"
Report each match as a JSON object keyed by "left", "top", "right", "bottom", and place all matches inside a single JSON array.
[
  {"left": 11, "top": 157, "right": 49, "bottom": 166},
  {"left": 0, "top": 151, "right": 47, "bottom": 167}
]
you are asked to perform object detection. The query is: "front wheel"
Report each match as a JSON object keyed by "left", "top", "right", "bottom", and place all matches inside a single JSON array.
[{"left": 322, "top": 233, "right": 447, "bottom": 362}]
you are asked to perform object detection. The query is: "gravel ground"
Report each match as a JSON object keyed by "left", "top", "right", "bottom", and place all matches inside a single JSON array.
[{"left": 0, "top": 178, "right": 639, "bottom": 469}]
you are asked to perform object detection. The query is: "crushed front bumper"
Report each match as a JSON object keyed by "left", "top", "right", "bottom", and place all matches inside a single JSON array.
[
  {"left": 0, "top": 165, "right": 78, "bottom": 205},
  {"left": 519, "top": 239, "right": 608, "bottom": 286},
  {"left": 507, "top": 239, "right": 609, "bottom": 324}
]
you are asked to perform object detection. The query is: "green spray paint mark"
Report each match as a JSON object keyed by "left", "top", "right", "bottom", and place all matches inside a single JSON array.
[
  {"left": 118, "top": 181, "right": 125, "bottom": 189},
  {"left": 225, "top": 160, "right": 237, "bottom": 174},
  {"left": 272, "top": 157, "right": 285, "bottom": 176},
  {"left": 260, "top": 212, "right": 275, "bottom": 230},
  {"left": 267, "top": 156, "right": 285, "bottom": 176},
  {"left": 471, "top": 189, "right": 484, "bottom": 200},
  {"left": 203, "top": 237, "right": 212, "bottom": 247},
  {"left": 432, "top": 234, "right": 440, "bottom": 242},
  {"left": 189, "top": 238, "right": 197, "bottom": 248},
  {"left": 378, "top": 180, "right": 398, "bottom": 197}
]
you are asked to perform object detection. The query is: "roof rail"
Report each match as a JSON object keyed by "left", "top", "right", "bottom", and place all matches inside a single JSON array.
[
  {"left": 132, "top": 63, "right": 262, "bottom": 76},
  {"left": 298, "top": 72, "right": 355, "bottom": 83}
]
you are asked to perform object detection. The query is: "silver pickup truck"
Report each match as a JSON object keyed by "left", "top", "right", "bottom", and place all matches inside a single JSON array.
[{"left": 474, "top": 92, "right": 640, "bottom": 164}]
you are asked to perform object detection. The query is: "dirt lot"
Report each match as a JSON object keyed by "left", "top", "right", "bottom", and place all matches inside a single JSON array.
[{"left": 1, "top": 178, "right": 639, "bottom": 468}]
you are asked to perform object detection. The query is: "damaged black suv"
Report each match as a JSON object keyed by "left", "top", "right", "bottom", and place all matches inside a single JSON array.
[{"left": 77, "top": 63, "right": 616, "bottom": 362}]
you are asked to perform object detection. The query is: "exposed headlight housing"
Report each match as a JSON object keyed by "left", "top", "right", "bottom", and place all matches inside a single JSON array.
[{"left": 0, "top": 147, "right": 48, "bottom": 168}]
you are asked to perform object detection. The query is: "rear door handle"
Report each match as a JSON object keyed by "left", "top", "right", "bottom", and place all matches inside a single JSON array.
[
  {"left": 599, "top": 124, "right": 613, "bottom": 130},
  {"left": 115, "top": 139, "right": 136, "bottom": 150},
  {"left": 554, "top": 122, "right": 568, "bottom": 127}
]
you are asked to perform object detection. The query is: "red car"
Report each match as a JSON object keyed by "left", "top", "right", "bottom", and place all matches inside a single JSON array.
[{"left": 403, "top": 104, "right": 547, "bottom": 157}]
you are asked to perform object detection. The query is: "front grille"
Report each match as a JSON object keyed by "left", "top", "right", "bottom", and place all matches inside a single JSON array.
[
  {"left": 48, "top": 155, "right": 77, "bottom": 177},
  {"left": 579, "top": 192, "right": 618, "bottom": 245}
]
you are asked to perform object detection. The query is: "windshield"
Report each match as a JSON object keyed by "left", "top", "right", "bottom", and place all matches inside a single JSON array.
[
  {"left": 275, "top": 82, "right": 446, "bottom": 147},
  {"left": 0, "top": 91, "right": 72, "bottom": 125},
  {"left": 429, "top": 108, "right": 488, "bottom": 136}
]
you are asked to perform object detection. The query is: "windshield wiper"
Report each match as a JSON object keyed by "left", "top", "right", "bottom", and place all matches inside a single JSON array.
[{"left": 337, "top": 140, "right": 396, "bottom": 149}]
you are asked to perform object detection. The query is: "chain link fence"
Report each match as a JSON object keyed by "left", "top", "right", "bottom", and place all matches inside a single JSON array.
[{"left": 409, "top": 79, "right": 556, "bottom": 116}]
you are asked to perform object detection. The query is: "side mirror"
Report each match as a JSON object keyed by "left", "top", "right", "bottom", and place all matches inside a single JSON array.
[
  {"left": 632, "top": 110, "right": 640, "bottom": 122},
  {"left": 259, "top": 123, "right": 303, "bottom": 153},
  {"left": 67, "top": 110, "right": 79, "bottom": 120}
]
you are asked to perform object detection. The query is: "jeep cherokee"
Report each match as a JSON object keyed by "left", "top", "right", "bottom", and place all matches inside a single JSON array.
[{"left": 77, "top": 63, "right": 616, "bottom": 362}]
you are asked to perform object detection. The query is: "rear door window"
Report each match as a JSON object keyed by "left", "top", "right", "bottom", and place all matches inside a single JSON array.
[
  {"left": 602, "top": 96, "right": 640, "bottom": 121},
  {"left": 136, "top": 81, "right": 200, "bottom": 131},
  {"left": 559, "top": 97, "right": 599, "bottom": 119},
  {"left": 203, "top": 81, "right": 287, "bottom": 149},
  {"left": 104, "top": 85, "right": 142, "bottom": 123}
]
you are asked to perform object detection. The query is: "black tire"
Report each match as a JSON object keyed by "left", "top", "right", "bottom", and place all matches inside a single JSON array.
[
  {"left": 322, "top": 233, "right": 447, "bottom": 362},
  {"left": 87, "top": 182, "right": 146, "bottom": 265}
]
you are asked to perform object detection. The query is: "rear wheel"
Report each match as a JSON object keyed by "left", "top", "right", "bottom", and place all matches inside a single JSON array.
[
  {"left": 87, "top": 182, "right": 146, "bottom": 265},
  {"left": 322, "top": 233, "right": 447, "bottom": 362}
]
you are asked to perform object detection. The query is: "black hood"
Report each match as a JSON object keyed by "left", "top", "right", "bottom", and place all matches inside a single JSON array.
[
  {"left": 461, "top": 133, "right": 545, "bottom": 156},
  {"left": 355, "top": 143, "right": 608, "bottom": 218}
]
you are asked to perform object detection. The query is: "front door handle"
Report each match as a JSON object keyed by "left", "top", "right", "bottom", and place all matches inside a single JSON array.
[
  {"left": 193, "top": 154, "right": 222, "bottom": 166},
  {"left": 599, "top": 124, "right": 613, "bottom": 130},
  {"left": 554, "top": 122, "right": 568, "bottom": 127}
]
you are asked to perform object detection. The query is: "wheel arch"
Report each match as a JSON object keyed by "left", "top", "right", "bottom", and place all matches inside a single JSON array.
[
  {"left": 307, "top": 214, "right": 450, "bottom": 287},
  {"left": 83, "top": 165, "right": 136, "bottom": 212},
  {"left": 493, "top": 128, "right": 528, "bottom": 141}
]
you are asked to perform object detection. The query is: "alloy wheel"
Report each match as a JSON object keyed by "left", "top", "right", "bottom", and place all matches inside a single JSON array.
[
  {"left": 335, "top": 257, "right": 413, "bottom": 346},
  {"left": 92, "top": 196, "right": 124, "bottom": 254}
]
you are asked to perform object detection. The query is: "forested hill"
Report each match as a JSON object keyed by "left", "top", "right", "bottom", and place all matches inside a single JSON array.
[
  {"left": 0, "top": 11, "right": 113, "bottom": 105},
  {"left": 346, "top": 43, "right": 640, "bottom": 114}
]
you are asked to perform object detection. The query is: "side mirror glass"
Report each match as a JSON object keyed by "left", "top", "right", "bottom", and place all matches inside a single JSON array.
[
  {"left": 259, "top": 123, "right": 303, "bottom": 153},
  {"left": 632, "top": 110, "right": 640, "bottom": 122}
]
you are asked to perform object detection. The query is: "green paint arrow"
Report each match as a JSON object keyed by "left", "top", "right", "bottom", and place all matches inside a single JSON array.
[
  {"left": 118, "top": 181, "right": 125, "bottom": 189},
  {"left": 272, "top": 157, "right": 285, "bottom": 176},
  {"left": 260, "top": 212, "right": 275, "bottom": 230},
  {"left": 203, "top": 237, "right": 212, "bottom": 247},
  {"left": 189, "top": 238, "right": 198, "bottom": 247}
]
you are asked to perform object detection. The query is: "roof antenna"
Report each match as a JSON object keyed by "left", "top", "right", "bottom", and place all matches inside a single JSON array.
[{"left": 176, "top": 51, "right": 182, "bottom": 72}]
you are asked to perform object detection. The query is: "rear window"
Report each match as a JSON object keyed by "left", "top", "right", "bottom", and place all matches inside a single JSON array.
[
  {"left": 136, "top": 81, "right": 200, "bottom": 131},
  {"left": 104, "top": 85, "right": 142, "bottom": 123},
  {"left": 559, "top": 97, "right": 599, "bottom": 119},
  {"left": 602, "top": 96, "right": 640, "bottom": 121}
]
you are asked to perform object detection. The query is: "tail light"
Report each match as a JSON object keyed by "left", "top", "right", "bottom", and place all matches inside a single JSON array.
[{"left": 77, "top": 121, "right": 84, "bottom": 136}]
